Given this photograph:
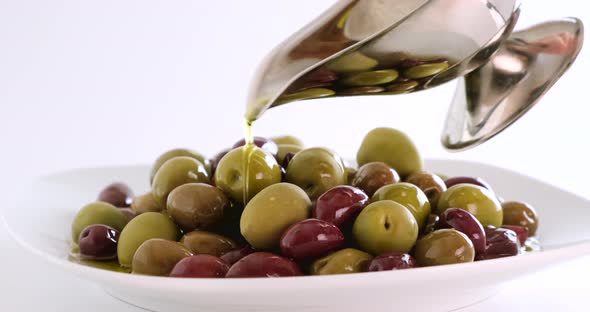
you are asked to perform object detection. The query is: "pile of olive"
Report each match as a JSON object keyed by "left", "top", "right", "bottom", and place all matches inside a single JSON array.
[
  {"left": 70, "top": 127, "right": 539, "bottom": 278},
  {"left": 277, "top": 52, "right": 452, "bottom": 104}
]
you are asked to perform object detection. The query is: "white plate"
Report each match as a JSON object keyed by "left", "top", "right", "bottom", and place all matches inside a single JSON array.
[{"left": 3, "top": 159, "right": 590, "bottom": 312}]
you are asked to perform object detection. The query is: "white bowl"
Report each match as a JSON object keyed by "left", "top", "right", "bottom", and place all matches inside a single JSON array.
[{"left": 3, "top": 159, "right": 590, "bottom": 312}]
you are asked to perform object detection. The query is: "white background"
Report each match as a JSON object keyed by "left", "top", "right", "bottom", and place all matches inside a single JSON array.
[{"left": 0, "top": 0, "right": 589, "bottom": 311}]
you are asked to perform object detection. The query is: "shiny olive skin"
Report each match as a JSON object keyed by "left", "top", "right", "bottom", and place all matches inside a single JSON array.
[
  {"left": 132, "top": 239, "right": 193, "bottom": 276},
  {"left": 119, "top": 208, "right": 136, "bottom": 221},
  {"left": 181, "top": 231, "right": 237, "bottom": 257},
  {"left": 445, "top": 176, "right": 493, "bottom": 193},
  {"left": 367, "top": 252, "right": 416, "bottom": 272},
  {"left": 438, "top": 208, "right": 486, "bottom": 254},
  {"left": 226, "top": 252, "right": 303, "bottom": 278},
  {"left": 280, "top": 219, "right": 345, "bottom": 262},
  {"left": 98, "top": 182, "right": 133, "bottom": 207},
  {"left": 314, "top": 185, "right": 369, "bottom": 228},
  {"left": 220, "top": 246, "right": 255, "bottom": 265},
  {"left": 352, "top": 162, "right": 400, "bottom": 197},
  {"left": 423, "top": 214, "right": 440, "bottom": 235},
  {"left": 215, "top": 146, "right": 282, "bottom": 204},
  {"left": 117, "top": 212, "right": 181, "bottom": 268},
  {"left": 286, "top": 147, "right": 347, "bottom": 200},
  {"left": 353, "top": 200, "right": 418, "bottom": 255},
  {"left": 149, "top": 148, "right": 208, "bottom": 184},
  {"left": 71, "top": 202, "right": 129, "bottom": 243},
  {"left": 78, "top": 225, "right": 120, "bottom": 261},
  {"left": 405, "top": 172, "right": 447, "bottom": 209},
  {"left": 276, "top": 144, "right": 303, "bottom": 165},
  {"left": 438, "top": 184, "right": 503, "bottom": 227},
  {"left": 209, "top": 148, "right": 231, "bottom": 178},
  {"left": 310, "top": 248, "right": 373, "bottom": 275},
  {"left": 478, "top": 228, "right": 520, "bottom": 260},
  {"left": 130, "top": 192, "right": 162, "bottom": 214},
  {"left": 414, "top": 229, "right": 475, "bottom": 266},
  {"left": 357, "top": 127, "right": 423, "bottom": 178},
  {"left": 240, "top": 183, "right": 311, "bottom": 249},
  {"left": 167, "top": 183, "right": 228, "bottom": 231},
  {"left": 372, "top": 183, "right": 431, "bottom": 231},
  {"left": 169, "top": 255, "right": 229, "bottom": 278},
  {"left": 152, "top": 156, "right": 210, "bottom": 207},
  {"left": 232, "top": 136, "right": 279, "bottom": 157},
  {"left": 502, "top": 225, "right": 529, "bottom": 245},
  {"left": 271, "top": 135, "right": 304, "bottom": 148},
  {"left": 502, "top": 201, "right": 539, "bottom": 236}
]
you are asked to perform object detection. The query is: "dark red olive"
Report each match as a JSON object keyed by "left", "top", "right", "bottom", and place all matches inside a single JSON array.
[
  {"left": 98, "top": 182, "right": 133, "bottom": 207},
  {"left": 444, "top": 176, "right": 494, "bottom": 193},
  {"left": 209, "top": 148, "right": 231, "bottom": 178},
  {"left": 477, "top": 228, "right": 520, "bottom": 260},
  {"left": 220, "top": 246, "right": 255, "bottom": 266},
  {"left": 368, "top": 252, "right": 417, "bottom": 271},
  {"left": 169, "top": 255, "right": 229, "bottom": 278},
  {"left": 282, "top": 152, "right": 296, "bottom": 169},
  {"left": 314, "top": 186, "right": 369, "bottom": 228},
  {"left": 438, "top": 208, "right": 486, "bottom": 254},
  {"left": 232, "top": 137, "right": 279, "bottom": 157},
  {"left": 280, "top": 219, "right": 345, "bottom": 262},
  {"left": 78, "top": 224, "right": 120, "bottom": 261},
  {"left": 502, "top": 225, "right": 529, "bottom": 245},
  {"left": 226, "top": 252, "right": 303, "bottom": 278}
]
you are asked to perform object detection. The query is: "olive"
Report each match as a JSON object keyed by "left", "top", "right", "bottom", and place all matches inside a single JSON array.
[
  {"left": 220, "top": 246, "right": 255, "bottom": 266},
  {"left": 167, "top": 183, "right": 228, "bottom": 231},
  {"left": 270, "top": 135, "right": 304, "bottom": 148},
  {"left": 152, "top": 156, "right": 210, "bottom": 207},
  {"left": 232, "top": 136, "right": 279, "bottom": 157},
  {"left": 169, "top": 255, "right": 230, "bottom": 278},
  {"left": 371, "top": 183, "right": 431, "bottom": 231},
  {"left": 403, "top": 62, "right": 449, "bottom": 79},
  {"left": 437, "top": 208, "right": 486, "bottom": 254},
  {"left": 310, "top": 248, "right": 372, "bottom": 275},
  {"left": 215, "top": 146, "right": 282, "bottom": 204},
  {"left": 280, "top": 219, "right": 345, "bottom": 262},
  {"left": 438, "top": 184, "right": 503, "bottom": 227},
  {"left": 340, "top": 69, "right": 399, "bottom": 87},
  {"left": 209, "top": 148, "right": 231, "bottom": 178},
  {"left": 346, "top": 167, "right": 357, "bottom": 185},
  {"left": 314, "top": 185, "right": 369, "bottom": 228},
  {"left": 226, "top": 252, "right": 303, "bottom": 278},
  {"left": 445, "top": 176, "right": 494, "bottom": 193},
  {"left": 240, "top": 183, "right": 311, "bottom": 249},
  {"left": 367, "top": 252, "right": 416, "bottom": 272},
  {"left": 78, "top": 224, "right": 120, "bottom": 261},
  {"left": 405, "top": 172, "right": 447, "bottom": 209},
  {"left": 277, "top": 88, "right": 335, "bottom": 104},
  {"left": 357, "top": 127, "right": 423, "bottom": 178},
  {"left": 502, "top": 225, "right": 529, "bottom": 245},
  {"left": 130, "top": 192, "right": 162, "bottom": 214},
  {"left": 119, "top": 208, "right": 137, "bottom": 221},
  {"left": 97, "top": 182, "right": 133, "bottom": 207},
  {"left": 325, "top": 52, "right": 378, "bottom": 73},
  {"left": 149, "top": 148, "right": 208, "bottom": 184},
  {"left": 353, "top": 200, "right": 418, "bottom": 255},
  {"left": 286, "top": 147, "right": 347, "bottom": 200},
  {"left": 414, "top": 229, "right": 475, "bottom": 266},
  {"left": 132, "top": 239, "right": 193, "bottom": 276},
  {"left": 117, "top": 212, "right": 180, "bottom": 268},
  {"left": 423, "top": 214, "right": 440, "bottom": 235},
  {"left": 478, "top": 228, "right": 520, "bottom": 260},
  {"left": 71, "top": 202, "right": 129, "bottom": 243},
  {"left": 181, "top": 231, "right": 237, "bottom": 257},
  {"left": 276, "top": 144, "right": 303, "bottom": 165},
  {"left": 352, "top": 162, "right": 400, "bottom": 197},
  {"left": 339, "top": 86, "right": 385, "bottom": 95},
  {"left": 502, "top": 201, "right": 539, "bottom": 236}
]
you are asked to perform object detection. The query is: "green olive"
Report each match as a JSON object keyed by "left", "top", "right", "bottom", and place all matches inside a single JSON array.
[
  {"left": 404, "top": 62, "right": 449, "bottom": 79},
  {"left": 271, "top": 135, "right": 304, "bottom": 148},
  {"left": 132, "top": 239, "right": 192, "bottom": 276},
  {"left": 502, "top": 201, "right": 539, "bottom": 236},
  {"left": 414, "top": 229, "right": 475, "bottom": 266},
  {"left": 277, "top": 88, "right": 335, "bottom": 104},
  {"left": 310, "top": 248, "right": 373, "bottom": 275},
  {"left": 286, "top": 147, "right": 347, "bottom": 200},
  {"left": 214, "top": 146, "right": 282, "bottom": 205},
  {"left": 385, "top": 80, "right": 419, "bottom": 93},
  {"left": 404, "top": 172, "right": 447, "bottom": 210},
  {"left": 117, "top": 212, "right": 181, "bottom": 268},
  {"left": 339, "top": 86, "right": 385, "bottom": 95},
  {"left": 372, "top": 182, "right": 431, "bottom": 231},
  {"left": 357, "top": 127, "right": 423, "bottom": 178},
  {"left": 325, "top": 52, "right": 379, "bottom": 73},
  {"left": 151, "top": 156, "right": 209, "bottom": 207},
  {"left": 149, "top": 148, "right": 208, "bottom": 184},
  {"left": 167, "top": 183, "right": 228, "bottom": 231},
  {"left": 341, "top": 69, "right": 399, "bottom": 87},
  {"left": 353, "top": 200, "right": 418, "bottom": 255},
  {"left": 71, "top": 202, "right": 129, "bottom": 243},
  {"left": 438, "top": 184, "right": 503, "bottom": 227},
  {"left": 181, "top": 231, "right": 237, "bottom": 257},
  {"left": 240, "top": 183, "right": 311, "bottom": 249},
  {"left": 130, "top": 192, "right": 162, "bottom": 214},
  {"left": 276, "top": 144, "right": 303, "bottom": 165}
]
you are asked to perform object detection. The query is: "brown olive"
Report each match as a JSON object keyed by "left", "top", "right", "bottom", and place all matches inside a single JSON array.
[
  {"left": 405, "top": 172, "right": 447, "bottom": 209},
  {"left": 167, "top": 183, "right": 229, "bottom": 231},
  {"left": 352, "top": 162, "right": 400, "bottom": 197},
  {"left": 181, "top": 231, "right": 237, "bottom": 257},
  {"left": 502, "top": 201, "right": 539, "bottom": 236}
]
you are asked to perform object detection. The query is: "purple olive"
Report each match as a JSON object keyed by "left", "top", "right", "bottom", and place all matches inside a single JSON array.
[
  {"left": 169, "top": 255, "right": 229, "bottom": 278},
  {"left": 232, "top": 137, "right": 279, "bottom": 157},
  {"left": 280, "top": 219, "right": 345, "bottom": 262},
  {"left": 437, "top": 208, "right": 486, "bottom": 254},
  {"left": 226, "top": 252, "right": 303, "bottom": 278},
  {"left": 78, "top": 224, "right": 120, "bottom": 261},
  {"left": 444, "top": 176, "right": 494, "bottom": 193},
  {"left": 220, "top": 246, "right": 255, "bottom": 266},
  {"left": 98, "top": 182, "right": 133, "bottom": 207},
  {"left": 314, "top": 186, "right": 369, "bottom": 228},
  {"left": 502, "top": 225, "right": 529, "bottom": 245},
  {"left": 477, "top": 228, "right": 520, "bottom": 260},
  {"left": 282, "top": 152, "right": 296, "bottom": 169},
  {"left": 368, "top": 252, "right": 416, "bottom": 271}
]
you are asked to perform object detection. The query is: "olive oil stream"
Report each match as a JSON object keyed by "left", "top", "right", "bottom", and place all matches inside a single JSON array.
[{"left": 242, "top": 120, "right": 255, "bottom": 204}]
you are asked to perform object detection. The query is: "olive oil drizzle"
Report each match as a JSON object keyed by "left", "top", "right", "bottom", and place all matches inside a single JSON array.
[{"left": 242, "top": 119, "right": 255, "bottom": 204}]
